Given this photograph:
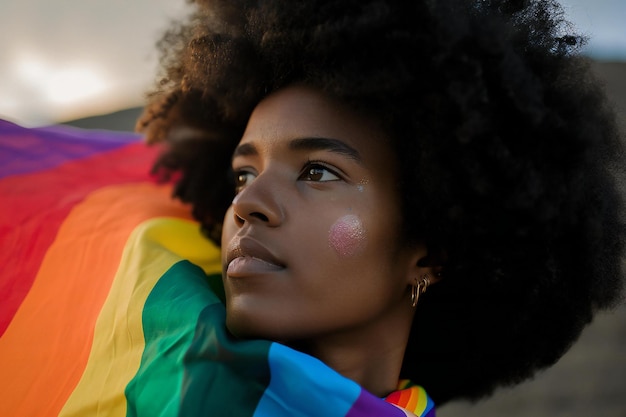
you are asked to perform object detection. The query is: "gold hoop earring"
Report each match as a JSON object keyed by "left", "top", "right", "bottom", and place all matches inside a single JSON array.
[{"left": 411, "top": 274, "right": 431, "bottom": 307}]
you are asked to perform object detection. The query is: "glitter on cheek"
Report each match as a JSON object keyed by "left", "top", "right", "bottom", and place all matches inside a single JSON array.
[
  {"left": 328, "top": 214, "right": 366, "bottom": 257},
  {"left": 356, "top": 178, "right": 369, "bottom": 193}
]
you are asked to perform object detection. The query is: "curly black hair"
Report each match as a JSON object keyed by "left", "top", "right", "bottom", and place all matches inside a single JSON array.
[{"left": 137, "top": 0, "right": 626, "bottom": 405}]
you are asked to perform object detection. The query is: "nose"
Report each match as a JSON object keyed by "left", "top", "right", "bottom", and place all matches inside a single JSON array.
[{"left": 231, "top": 172, "right": 284, "bottom": 227}]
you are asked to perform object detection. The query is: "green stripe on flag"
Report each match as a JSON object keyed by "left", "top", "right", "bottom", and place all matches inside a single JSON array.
[
  {"left": 179, "top": 302, "right": 272, "bottom": 416},
  {"left": 125, "top": 261, "right": 221, "bottom": 417}
]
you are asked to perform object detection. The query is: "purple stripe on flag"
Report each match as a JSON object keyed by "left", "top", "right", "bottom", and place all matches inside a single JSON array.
[
  {"left": 0, "top": 119, "right": 141, "bottom": 178},
  {"left": 424, "top": 406, "right": 436, "bottom": 417},
  {"left": 345, "top": 389, "right": 407, "bottom": 417}
]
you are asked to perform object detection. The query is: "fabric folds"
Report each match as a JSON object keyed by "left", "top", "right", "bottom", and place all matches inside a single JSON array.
[{"left": 0, "top": 120, "right": 435, "bottom": 416}]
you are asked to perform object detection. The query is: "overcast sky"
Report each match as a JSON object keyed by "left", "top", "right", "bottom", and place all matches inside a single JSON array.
[{"left": 0, "top": 0, "right": 624, "bottom": 127}]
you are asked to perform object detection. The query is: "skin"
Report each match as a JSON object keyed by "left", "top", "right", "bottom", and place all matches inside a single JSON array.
[{"left": 221, "top": 84, "right": 438, "bottom": 397}]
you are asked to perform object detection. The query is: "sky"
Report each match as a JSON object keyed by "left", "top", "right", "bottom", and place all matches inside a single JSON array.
[{"left": 0, "top": 0, "right": 624, "bottom": 127}]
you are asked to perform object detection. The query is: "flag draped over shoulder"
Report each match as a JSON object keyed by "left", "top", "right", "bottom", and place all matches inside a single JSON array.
[{"left": 0, "top": 119, "right": 435, "bottom": 417}]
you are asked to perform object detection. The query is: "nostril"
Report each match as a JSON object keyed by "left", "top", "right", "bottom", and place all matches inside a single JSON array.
[
  {"left": 250, "top": 212, "right": 269, "bottom": 222},
  {"left": 234, "top": 212, "right": 269, "bottom": 225}
]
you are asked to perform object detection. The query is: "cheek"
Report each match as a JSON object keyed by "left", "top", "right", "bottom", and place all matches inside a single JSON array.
[
  {"left": 328, "top": 214, "right": 366, "bottom": 257},
  {"left": 221, "top": 208, "right": 232, "bottom": 241},
  {"left": 221, "top": 207, "right": 237, "bottom": 253}
]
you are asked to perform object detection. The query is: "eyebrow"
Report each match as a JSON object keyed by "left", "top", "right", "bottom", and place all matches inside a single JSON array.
[
  {"left": 289, "top": 137, "right": 362, "bottom": 163},
  {"left": 232, "top": 142, "right": 258, "bottom": 158},
  {"left": 232, "top": 137, "right": 363, "bottom": 164}
]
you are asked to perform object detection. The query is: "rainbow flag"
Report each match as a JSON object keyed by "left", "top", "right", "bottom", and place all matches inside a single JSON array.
[{"left": 0, "top": 119, "right": 435, "bottom": 417}]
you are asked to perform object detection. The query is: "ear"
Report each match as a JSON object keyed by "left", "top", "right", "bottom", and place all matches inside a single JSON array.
[{"left": 403, "top": 243, "right": 445, "bottom": 287}]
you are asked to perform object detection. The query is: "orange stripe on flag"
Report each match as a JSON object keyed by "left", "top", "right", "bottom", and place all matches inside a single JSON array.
[
  {"left": 60, "top": 217, "right": 220, "bottom": 416},
  {"left": 0, "top": 183, "right": 190, "bottom": 416}
]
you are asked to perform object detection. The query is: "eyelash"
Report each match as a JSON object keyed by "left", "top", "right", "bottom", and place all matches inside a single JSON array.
[
  {"left": 232, "top": 160, "right": 343, "bottom": 192},
  {"left": 299, "top": 160, "right": 342, "bottom": 182}
]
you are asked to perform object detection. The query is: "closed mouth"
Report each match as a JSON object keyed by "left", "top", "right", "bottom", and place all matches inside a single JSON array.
[{"left": 226, "top": 236, "right": 285, "bottom": 269}]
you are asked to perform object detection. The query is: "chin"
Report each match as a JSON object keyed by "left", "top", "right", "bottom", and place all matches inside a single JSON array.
[{"left": 226, "top": 310, "right": 274, "bottom": 340}]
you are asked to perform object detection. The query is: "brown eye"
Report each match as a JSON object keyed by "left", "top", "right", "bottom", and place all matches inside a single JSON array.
[
  {"left": 306, "top": 167, "right": 324, "bottom": 181},
  {"left": 299, "top": 163, "right": 341, "bottom": 182},
  {"left": 234, "top": 171, "right": 256, "bottom": 192}
]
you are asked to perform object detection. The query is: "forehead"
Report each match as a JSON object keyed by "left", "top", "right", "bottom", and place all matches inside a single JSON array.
[{"left": 239, "top": 85, "right": 393, "bottom": 159}]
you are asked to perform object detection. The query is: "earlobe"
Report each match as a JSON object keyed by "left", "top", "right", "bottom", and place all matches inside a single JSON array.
[
  {"left": 407, "top": 249, "right": 445, "bottom": 285},
  {"left": 414, "top": 245, "right": 446, "bottom": 283},
  {"left": 401, "top": 245, "right": 444, "bottom": 306}
]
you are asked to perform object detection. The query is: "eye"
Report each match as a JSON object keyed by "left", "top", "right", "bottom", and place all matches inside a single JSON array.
[
  {"left": 299, "top": 163, "right": 341, "bottom": 182},
  {"left": 234, "top": 170, "right": 257, "bottom": 192}
]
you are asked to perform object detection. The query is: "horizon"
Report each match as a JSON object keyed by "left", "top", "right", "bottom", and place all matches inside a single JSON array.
[{"left": 1, "top": 0, "right": 624, "bottom": 127}]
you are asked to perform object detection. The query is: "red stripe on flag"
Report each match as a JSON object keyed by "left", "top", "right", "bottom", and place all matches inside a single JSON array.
[{"left": 0, "top": 142, "right": 160, "bottom": 335}]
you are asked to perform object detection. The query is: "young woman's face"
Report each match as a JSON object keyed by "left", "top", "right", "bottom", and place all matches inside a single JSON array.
[{"left": 221, "top": 85, "right": 422, "bottom": 343}]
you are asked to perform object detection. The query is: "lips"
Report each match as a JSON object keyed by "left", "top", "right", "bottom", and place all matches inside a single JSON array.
[{"left": 226, "top": 236, "right": 285, "bottom": 277}]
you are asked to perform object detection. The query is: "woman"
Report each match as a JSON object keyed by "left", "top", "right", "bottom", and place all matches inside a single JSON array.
[{"left": 137, "top": 0, "right": 625, "bottom": 413}]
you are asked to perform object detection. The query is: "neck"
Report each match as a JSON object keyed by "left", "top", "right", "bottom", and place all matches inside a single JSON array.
[{"left": 289, "top": 310, "right": 414, "bottom": 397}]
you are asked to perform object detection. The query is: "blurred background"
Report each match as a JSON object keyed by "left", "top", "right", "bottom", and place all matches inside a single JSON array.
[
  {"left": 0, "top": 0, "right": 191, "bottom": 128},
  {"left": 0, "top": 0, "right": 624, "bottom": 130},
  {"left": 1, "top": 0, "right": 624, "bottom": 415}
]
